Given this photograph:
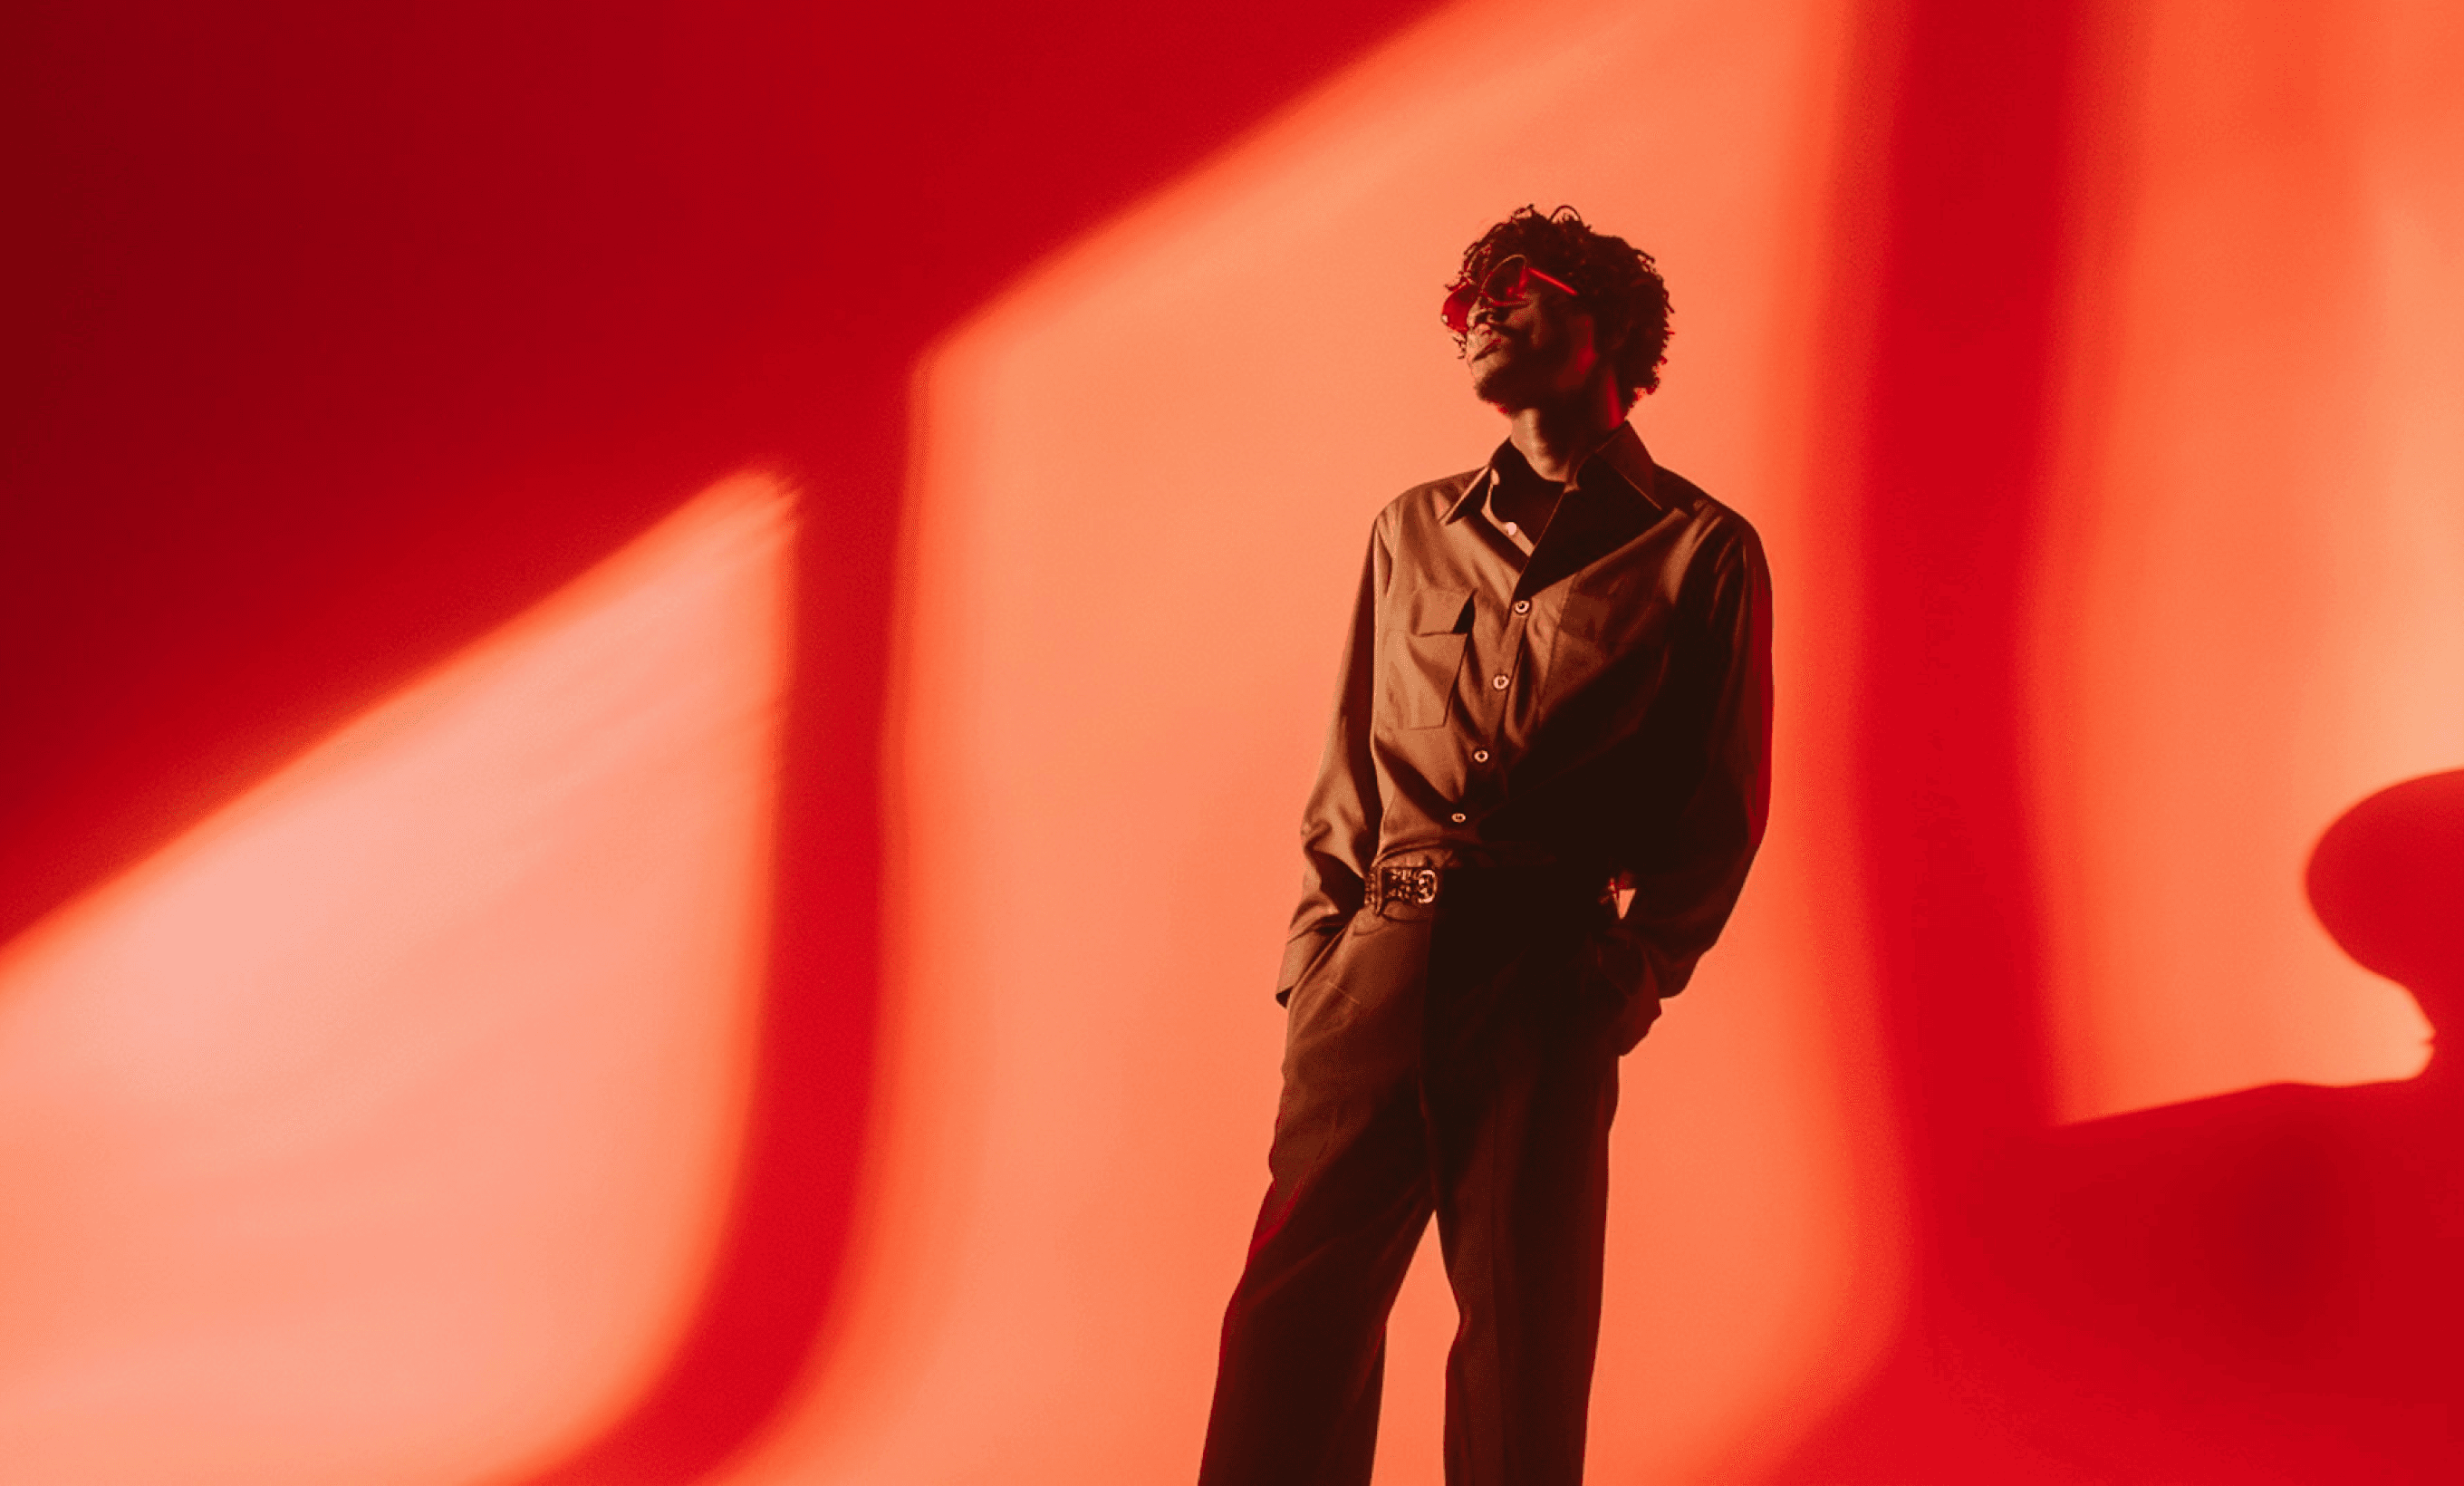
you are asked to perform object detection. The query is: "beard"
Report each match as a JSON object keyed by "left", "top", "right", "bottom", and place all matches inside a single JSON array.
[{"left": 1468, "top": 343, "right": 1540, "bottom": 405}]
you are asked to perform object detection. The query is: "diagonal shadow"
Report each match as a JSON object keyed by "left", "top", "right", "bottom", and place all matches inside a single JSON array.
[{"left": 8, "top": 3, "right": 1449, "bottom": 1481}]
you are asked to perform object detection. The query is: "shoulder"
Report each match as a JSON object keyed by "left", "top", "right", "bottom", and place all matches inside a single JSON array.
[
  {"left": 1651, "top": 463, "right": 1768, "bottom": 575},
  {"left": 1652, "top": 465, "right": 1759, "bottom": 545},
  {"left": 1371, "top": 467, "right": 1483, "bottom": 539}
]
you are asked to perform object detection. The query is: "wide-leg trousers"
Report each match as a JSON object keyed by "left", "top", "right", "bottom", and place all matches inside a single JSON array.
[{"left": 1198, "top": 870, "right": 1623, "bottom": 1486}]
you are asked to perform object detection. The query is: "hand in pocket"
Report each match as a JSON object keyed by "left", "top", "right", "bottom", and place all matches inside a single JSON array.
[{"left": 1576, "top": 928, "right": 1660, "bottom": 1051}]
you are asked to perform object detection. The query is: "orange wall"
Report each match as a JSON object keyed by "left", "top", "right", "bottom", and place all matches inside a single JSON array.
[
  {"left": 0, "top": 485, "right": 791, "bottom": 1482},
  {"left": 2026, "top": 0, "right": 2464, "bottom": 1120},
  {"left": 743, "top": 3, "right": 1901, "bottom": 1481}
]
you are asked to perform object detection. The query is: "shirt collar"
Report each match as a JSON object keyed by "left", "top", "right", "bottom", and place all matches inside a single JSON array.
[{"left": 1443, "top": 421, "right": 1661, "bottom": 523}]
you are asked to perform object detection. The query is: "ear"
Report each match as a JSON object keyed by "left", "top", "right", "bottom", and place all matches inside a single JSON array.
[{"left": 1577, "top": 306, "right": 1622, "bottom": 371}]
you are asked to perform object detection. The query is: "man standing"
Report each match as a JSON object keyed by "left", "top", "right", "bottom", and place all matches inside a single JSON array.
[{"left": 1198, "top": 206, "right": 1774, "bottom": 1485}]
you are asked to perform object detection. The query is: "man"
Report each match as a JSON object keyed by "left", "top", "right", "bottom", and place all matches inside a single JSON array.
[{"left": 1198, "top": 206, "right": 1774, "bottom": 1485}]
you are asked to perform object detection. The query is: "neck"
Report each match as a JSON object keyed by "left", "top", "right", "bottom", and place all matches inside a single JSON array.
[{"left": 1503, "top": 378, "right": 1625, "bottom": 482}]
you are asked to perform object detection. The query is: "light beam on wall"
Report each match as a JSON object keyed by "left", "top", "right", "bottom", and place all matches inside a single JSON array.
[
  {"left": 727, "top": 2, "right": 1898, "bottom": 1481},
  {"left": 0, "top": 478, "right": 793, "bottom": 1484},
  {"left": 2026, "top": 0, "right": 2464, "bottom": 1121}
]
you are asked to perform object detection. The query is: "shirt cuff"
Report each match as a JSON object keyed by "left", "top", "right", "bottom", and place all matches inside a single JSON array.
[{"left": 1595, "top": 918, "right": 1695, "bottom": 1002}]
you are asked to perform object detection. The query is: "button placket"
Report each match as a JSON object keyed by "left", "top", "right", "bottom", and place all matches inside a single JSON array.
[
  {"left": 1465, "top": 590, "right": 1531, "bottom": 784},
  {"left": 1453, "top": 570, "right": 1537, "bottom": 830},
  {"left": 1485, "top": 591, "right": 1529, "bottom": 698}
]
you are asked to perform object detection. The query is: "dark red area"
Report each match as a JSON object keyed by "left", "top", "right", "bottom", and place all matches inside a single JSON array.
[
  {"left": 5, "top": 5, "right": 1432, "bottom": 1479},
  {"left": 1831, "top": 0, "right": 2078, "bottom": 1163},
  {"left": 1787, "top": 774, "right": 2464, "bottom": 1481},
  {"left": 1754, "top": 1, "right": 2085, "bottom": 1474}
]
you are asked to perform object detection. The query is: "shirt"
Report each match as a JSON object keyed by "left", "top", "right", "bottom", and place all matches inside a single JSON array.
[{"left": 1278, "top": 422, "right": 1774, "bottom": 1008}]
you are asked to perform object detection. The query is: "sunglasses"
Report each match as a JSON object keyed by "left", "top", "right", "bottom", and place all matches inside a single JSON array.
[{"left": 1439, "top": 254, "right": 1580, "bottom": 335}]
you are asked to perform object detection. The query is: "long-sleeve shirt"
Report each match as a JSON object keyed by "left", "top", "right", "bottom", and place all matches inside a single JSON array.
[{"left": 1279, "top": 422, "right": 1774, "bottom": 1016}]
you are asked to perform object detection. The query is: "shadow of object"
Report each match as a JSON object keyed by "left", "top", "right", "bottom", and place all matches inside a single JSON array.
[{"left": 1778, "top": 771, "right": 2464, "bottom": 1483}]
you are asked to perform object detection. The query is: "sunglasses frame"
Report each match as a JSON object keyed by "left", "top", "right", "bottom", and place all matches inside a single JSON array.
[{"left": 1440, "top": 253, "right": 1582, "bottom": 336}]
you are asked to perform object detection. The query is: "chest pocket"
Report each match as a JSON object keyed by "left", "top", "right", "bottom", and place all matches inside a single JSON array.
[
  {"left": 1557, "top": 569, "right": 1669, "bottom": 651},
  {"left": 1383, "top": 584, "right": 1473, "bottom": 729}
]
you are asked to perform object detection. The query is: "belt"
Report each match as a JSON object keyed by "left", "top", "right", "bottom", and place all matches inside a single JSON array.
[
  {"left": 1365, "top": 858, "right": 1620, "bottom": 917},
  {"left": 1368, "top": 862, "right": 1444, "bottom": 912}
]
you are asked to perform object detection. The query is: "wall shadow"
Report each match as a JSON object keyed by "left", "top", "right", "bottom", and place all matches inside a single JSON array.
[
  {"left": 1766, "top": 0, "right": 2463, "bottom": 1474},
  {"left": 6, "top": 4, "right": 1442, "bottom": 1481},
  {"left": 1784, "top": 770, "right": 2464, "bottom": 1482}
]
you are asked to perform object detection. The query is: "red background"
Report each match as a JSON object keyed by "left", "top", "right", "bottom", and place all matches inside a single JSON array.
[{"left": 8, "top": 1, "right": 2459, "bottom": 1480}]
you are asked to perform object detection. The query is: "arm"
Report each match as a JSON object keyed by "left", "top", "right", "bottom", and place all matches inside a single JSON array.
[
  {"left": 1276, "top": 519, "right": 1390, "bottom": 1002},
  {"left": 1590, "top": 520, "right": 1774, "bottom": 1045}
]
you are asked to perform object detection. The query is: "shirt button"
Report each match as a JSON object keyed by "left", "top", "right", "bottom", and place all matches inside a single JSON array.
[
  {"left": 1513, "top": 599, "right": 1531, "bottom": 614},
  {"left": 1472, "top": 748, "right": 1491, "bottom": 764},
  {"left": 1491, "top": 673, "right": 1509, "bottom": 690},
  {"left": 1503, "top": 520, "right": 1518, "bottom": 535},
  {"left": 1450, "top": 812, "right": 1468, "bottom": 824}
]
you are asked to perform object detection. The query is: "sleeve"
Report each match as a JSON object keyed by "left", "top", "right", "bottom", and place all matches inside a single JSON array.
[
  {"left": 1591, "top": 517, "right": 1774, "bottom": 1037},
  {"left": 1276, "top": 517, "right": 1390, "bottom": 1003}
]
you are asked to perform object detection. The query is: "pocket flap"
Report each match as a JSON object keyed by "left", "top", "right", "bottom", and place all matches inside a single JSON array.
[
  {"left": 1401, "top": 584, "right": 1474, "bottom": 635},
  {"left": 1559, "top": 569, "right": 1664, "bottom": 641}
]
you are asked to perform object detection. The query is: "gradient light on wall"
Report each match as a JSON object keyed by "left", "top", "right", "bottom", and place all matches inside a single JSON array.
[
  {"left": 10, "top": 1, "right": 2459, "bottom": 1481},
  {"left": 727, "top": 2, "right": 1903, "bottom": 1481},
  {"left": 0, "top": 480, "right": 792, "bottom": 1483},
  {"left": 2026, "top": 0, "right": 2464, "bottom": 1121}
]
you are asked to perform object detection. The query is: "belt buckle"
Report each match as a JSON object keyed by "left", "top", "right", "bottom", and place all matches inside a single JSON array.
[{"left": 1379, "top": 864, "right": 1439, "bottom": 909}]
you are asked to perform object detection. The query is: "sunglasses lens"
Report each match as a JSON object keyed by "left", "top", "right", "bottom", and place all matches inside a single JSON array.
[
  {"left": 1441, "top": 254, "right": 1563, "bottom": 333},
  {"left": 1481, "top": 255, "right": 1533, "bottom": 304}
]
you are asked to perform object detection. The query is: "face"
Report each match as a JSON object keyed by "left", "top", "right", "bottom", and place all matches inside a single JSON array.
[{"left": 1462, "top": 274, "right": 1604, "bottom": 412}]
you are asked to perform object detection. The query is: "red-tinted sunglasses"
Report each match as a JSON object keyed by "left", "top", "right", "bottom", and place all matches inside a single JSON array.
[{"left": 1439, "top": 254, "right": 1580, "bottom": 335}]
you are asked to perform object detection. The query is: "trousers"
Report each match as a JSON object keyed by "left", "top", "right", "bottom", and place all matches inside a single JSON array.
[{"left": 1198, "top": 869, "right": 1624, "bottom": 1486}]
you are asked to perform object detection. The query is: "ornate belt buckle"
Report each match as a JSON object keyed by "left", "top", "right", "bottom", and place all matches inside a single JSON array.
[{"left": 1380, "top": 864, "right": 1439, "bottom": 907}]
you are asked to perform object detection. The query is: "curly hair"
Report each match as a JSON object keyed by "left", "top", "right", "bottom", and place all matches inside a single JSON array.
[{"left": 1452, "top": 205, "right": 1671, "bottom": 407}]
